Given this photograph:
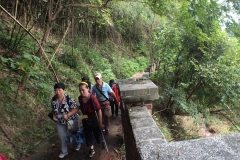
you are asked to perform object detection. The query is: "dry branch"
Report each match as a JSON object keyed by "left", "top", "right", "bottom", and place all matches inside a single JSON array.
[
  {"left": 0, "top": 124, "right": 16, "bottom": 148},
  {"left": 152, "top": 108, "right": 169, "bottom": 116},
  {"left": 63, "top": 0, "right": 112, "bottom": 9},
  {"left": 49, "top": 21, "right": 71, "bottom": 65},
  {"left": 211, "top": 111, "right": 240, "bottom": 132}
]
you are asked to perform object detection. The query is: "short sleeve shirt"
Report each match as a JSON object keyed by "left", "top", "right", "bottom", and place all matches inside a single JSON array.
[
  {"left": 78, "top": 94, "right": 101, "bottom": 118},
  {"left": 92, "top": 82, "right": 113, "bottom": 102},
  {"left": 51, "top": 94, "right": 78, "bottom": 124}
]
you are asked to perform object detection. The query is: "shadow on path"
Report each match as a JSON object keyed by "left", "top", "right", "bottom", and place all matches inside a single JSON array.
[{"left": 24, "top": 114, "right": 123, "bottom": 160}]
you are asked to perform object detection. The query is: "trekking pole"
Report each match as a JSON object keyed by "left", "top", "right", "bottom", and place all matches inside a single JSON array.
[{"left": 91, "top": 98, "right": 111, "bottom": 160}]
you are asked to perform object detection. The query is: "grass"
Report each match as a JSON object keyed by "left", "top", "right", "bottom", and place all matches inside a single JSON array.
[{"left": 153, "top": 110, "right": 239, "bottom": 142}]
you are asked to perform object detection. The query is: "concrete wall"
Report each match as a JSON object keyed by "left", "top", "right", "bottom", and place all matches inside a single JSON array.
[
  {"left": 119, "top": 78, "right": 162, "bottom": 160},
  {"left": 121, "top": 106, "right": 142, "bottom": 160},
  {"left": 121, "top": 104, "right": 167, "bottom": 160},
  {"left": 119, "top": 78, "right": 240, "bottom": 160}
]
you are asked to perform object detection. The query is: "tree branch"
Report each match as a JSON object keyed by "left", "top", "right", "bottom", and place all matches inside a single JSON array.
[
  {"left": 0, "top": 124, "right": 16, "bottom": 148},
  {"left": 48, "top": 21, "right": 71, "bottom": 66},
  {"left": 0, "top": 5, "right": 59, "bottom": 83},
  {"left": 63, "top": 0, "right": 112, "bottom": 10},
  {"left": 52, "top": 0, "right": 63, "bottom": 20},
  {"left": 211, "top": 111, "right": 240, "bottom": 132}
]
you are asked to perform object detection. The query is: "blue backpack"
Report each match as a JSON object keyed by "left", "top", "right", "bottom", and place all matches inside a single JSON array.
[{"left": 66, "top": 128, "right": 84, "bottom": 145}]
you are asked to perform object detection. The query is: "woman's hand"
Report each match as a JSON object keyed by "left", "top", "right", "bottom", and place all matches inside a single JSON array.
[
  {"left": 53, "top": 115, "right": 58, "bottom": 122},
  {"left": 115, "top": 101, "right": 120, "bottom": 108},
  {"left": 63, "top": 113, "right": 69, "bottom": 120},
  {"left": 98, "top": 121, "right": 104, "bottom": 129}
]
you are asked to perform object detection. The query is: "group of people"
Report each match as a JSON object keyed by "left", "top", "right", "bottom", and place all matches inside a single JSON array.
[{"left": 50, "top": 73, "right": 120, "bottom": 159}]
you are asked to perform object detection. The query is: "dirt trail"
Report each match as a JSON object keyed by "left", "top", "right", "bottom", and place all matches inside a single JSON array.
[
  {"left": 24, "top": 115, "right": 124, "bottom": 160},
  {"left": 130, "top": 71, "right": 145, "bottom": 79}
]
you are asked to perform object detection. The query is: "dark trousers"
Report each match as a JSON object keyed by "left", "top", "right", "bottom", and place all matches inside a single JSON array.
[
  {"left": 84, "top": 125, "right": 103, "bottom": 147},
  {"left": 110, "top": 100, "right": 118, "bottom": 116}
]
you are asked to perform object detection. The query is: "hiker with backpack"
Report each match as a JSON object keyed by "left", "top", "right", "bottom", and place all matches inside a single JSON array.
[
  {"left": 78, "top": 81, "right": 106, "bottom": 157},
  {"left": 92, "top": 73, "right": 120, "bottom": 134},
  {"left": 50, "top": 83, "right": 80, "bottom": 159},
  {"left": 109, "top": 79, "right": 121, "bottom": 117}
]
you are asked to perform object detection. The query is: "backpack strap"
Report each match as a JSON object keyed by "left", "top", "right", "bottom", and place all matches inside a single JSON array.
[
  {"left": 65, "top": 94, "right": 71, "bottom": 106},
  {"left": 95, "top": 84, "right": 109, "bottom": 101}
]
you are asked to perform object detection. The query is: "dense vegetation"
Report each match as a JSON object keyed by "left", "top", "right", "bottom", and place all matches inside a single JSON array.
[
  {"left": 150, "top": 0, "right": 240, "bottom": 140},
  {"left": 0, "top": 0, "right": 240, "bottom": 158}
]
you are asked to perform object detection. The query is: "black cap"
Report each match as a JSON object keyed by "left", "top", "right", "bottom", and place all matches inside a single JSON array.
[{"left": 109, "top": 79, "right": 115, "bottom": 85}]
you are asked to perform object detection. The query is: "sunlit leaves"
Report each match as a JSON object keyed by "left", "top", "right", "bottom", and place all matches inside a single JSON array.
[
  {"left": 110, "top": 1, "right": 157, "bottom": 44},
  {"left": 150, "top": 0, "right": 240, "bottom": 117}
]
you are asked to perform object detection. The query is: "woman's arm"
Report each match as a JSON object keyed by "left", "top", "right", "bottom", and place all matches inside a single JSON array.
[
  {"left": 63, "top": 108, "right": 79, "bottom": 120},
  {"left": 109, "top": 92, "right": 120, "bottom": 106},
  {"left": 63, "top": 95, "right": 79, "bottom": 120}
]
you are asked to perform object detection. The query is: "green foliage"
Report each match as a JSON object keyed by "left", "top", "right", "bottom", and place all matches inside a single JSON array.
[
  {"left": 112, "top": 56, "right": 148, "bottom": 79},
  {"left": 17, "top": 53, "right": 40, "bottom": 74},
  {"left": 0, "top": 23, "right": 11, "bottom": 48},
  {"left": 58, "top": 53, "right": 78, "bottom": 69},
  {"left": 226, "top": 21, "right": 240, "bottom": 39},
  {"left": 120, "top": 143, "right": 126, "bottom": 154},
  {"left": 0, "top": 142, "right": 13, "bottom": 159},
  {"left": 111, "top": 1, "right": 156, "bottom": 51},
  {"left": 35, "top": 83, "right": 52, "bottom": 104},
  {"left": 0, "top": 77, "right": 16, "bottom": 99},
  {"left": 151, "top": 0, "right": 240, "bottom": 119},
  {"left": 153, "top": 115, "right": 172, "bottom": 141},
  {"left": 0, "top": 56, "right": 18, "bottom": 70}
]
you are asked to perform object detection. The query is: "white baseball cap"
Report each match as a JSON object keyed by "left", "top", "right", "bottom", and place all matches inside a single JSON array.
[{"left": 95, "top": 73, "right": 102, "bottom": 79}]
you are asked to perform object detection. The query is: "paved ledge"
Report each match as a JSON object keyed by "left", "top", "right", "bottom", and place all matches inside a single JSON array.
[
  {"left": 118, "top": 79, "right": 159, "bottom": 103},
  {"left": 127, "top": 106, "right": 240, "bottom": 160},
  {"left": 138, "top": 133, "right": 240, "bottom": 160},
  {"left": 129, "top": 106, "right": 167, "bottom": 144}
]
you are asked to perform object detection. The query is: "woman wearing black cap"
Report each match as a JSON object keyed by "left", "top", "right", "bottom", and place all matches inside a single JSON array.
[
  {"left": 50, "top": 83, "right": 80, "bottom": 158},
  {"left": 109, "top": 79, "right": 120, "bottom": 117}
]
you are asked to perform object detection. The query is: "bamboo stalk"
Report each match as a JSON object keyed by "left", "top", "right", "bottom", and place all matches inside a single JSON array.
[
  {"left": 48, "top": 21, "right": 71, "bottom": 65},
  {"left": 0, "top": 5, "right": 59, "bottom": 83}
]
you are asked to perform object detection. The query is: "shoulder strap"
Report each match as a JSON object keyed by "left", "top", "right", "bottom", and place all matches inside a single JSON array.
[
  {"left": 89, "top": 94, "right": 96, "bottom": 112},
  {"left": 95, "top": 84, "right": 109, "bottom": 101}
]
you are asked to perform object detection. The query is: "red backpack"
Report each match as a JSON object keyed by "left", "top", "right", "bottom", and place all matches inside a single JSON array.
[
  {"left": 112, "top": 84, "right": 120, "bottom": 102},
  {"left": 0, "top": 154, "right": 8, "bottom": 160}
]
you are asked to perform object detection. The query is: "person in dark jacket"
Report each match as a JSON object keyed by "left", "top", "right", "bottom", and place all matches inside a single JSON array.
[{"left": 109, "top": 79, "right": 121, "bottom": 117}]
